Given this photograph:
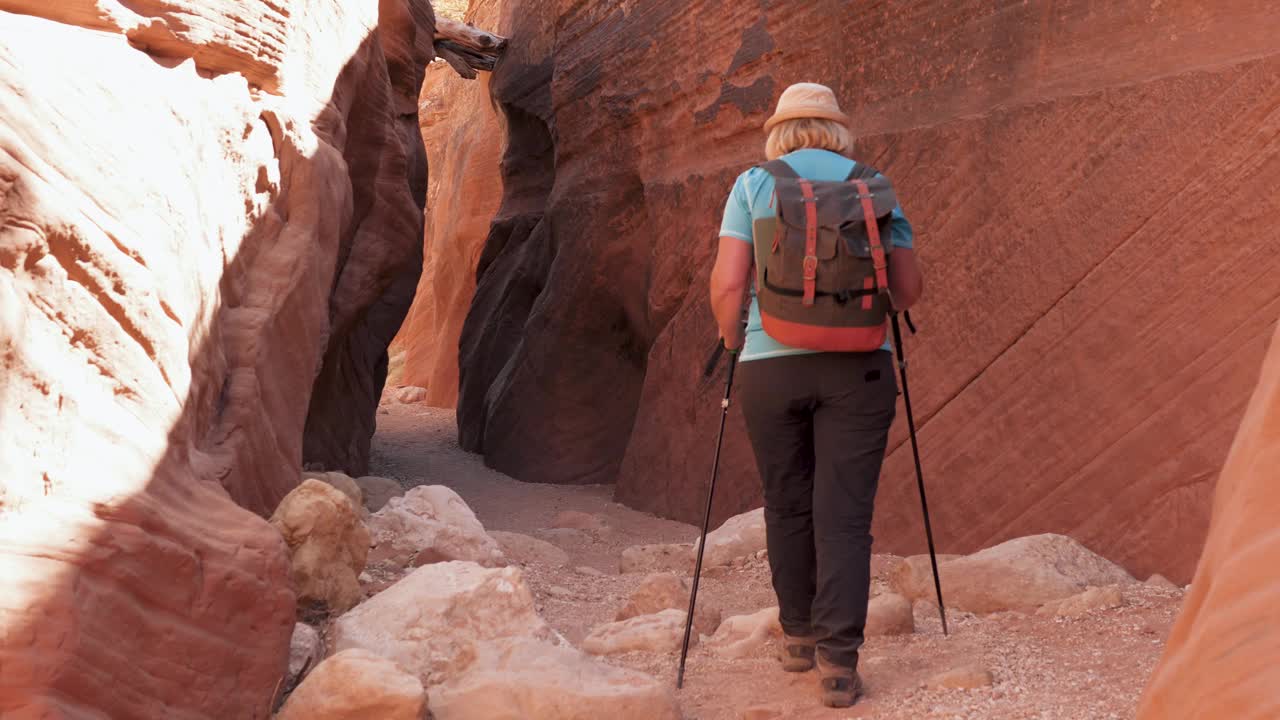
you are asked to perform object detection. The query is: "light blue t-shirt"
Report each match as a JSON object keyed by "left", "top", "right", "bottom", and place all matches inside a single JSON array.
[{"left": 719, "top": 148, "right": 914, "bottom": 361}]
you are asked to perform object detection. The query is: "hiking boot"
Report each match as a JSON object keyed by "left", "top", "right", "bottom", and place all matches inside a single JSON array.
[
  {"left": 816, "top": 655, "right": 864, "bottom": 708},
  {"left": 778, "top": 633, "right": 817, "bottom": 672}
]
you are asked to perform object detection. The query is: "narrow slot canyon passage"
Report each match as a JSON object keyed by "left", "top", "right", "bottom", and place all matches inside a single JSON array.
[
  {"left": 325, "top": 0, "right": 1280, "bottom": 713},
  {"left": 2, "top": 0, "right": 1278, "bottom": 718}
]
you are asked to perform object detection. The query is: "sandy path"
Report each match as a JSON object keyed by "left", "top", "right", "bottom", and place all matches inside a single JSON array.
[{"left": 370, "top": 403, "right": 1179, "bottom": 719}]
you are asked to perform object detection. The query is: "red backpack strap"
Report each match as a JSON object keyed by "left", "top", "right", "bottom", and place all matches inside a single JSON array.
[
  {"left": 852, "top": 178, "right": 890, "bottom": 296},
  {"left": 798, "top": 179, "right": 819, "bottom": 306}
]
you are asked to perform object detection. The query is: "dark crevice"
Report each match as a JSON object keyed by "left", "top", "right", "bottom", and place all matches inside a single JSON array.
[{"left": 456, "top": 58, "right": 558, "bottom": 455}]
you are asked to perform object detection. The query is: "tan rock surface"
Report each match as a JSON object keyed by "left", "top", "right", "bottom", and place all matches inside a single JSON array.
[
  {"left": 866, "top": 592, "right": 915, "bottom": 637},
  {"left": 893, "top": 535, "right": 1135, "bottom": 614},
  {"left": 356, "top": 475, "right": 405, "bottom": 512},
  {"left": 270, "top": 479, "right": 371, "bottom": 612},
  {"left": 1037, "top": 585, "right": 1125, "bottom": 618},
  {"left": 491, "top": 530, "right": 570, "bottom": 568},
  {"left": 396, "top": 386, "right": 429, "bottom": 404},
  {"left": 287, "top": 622, "right": 324, "bottom": 691},
  {"left": 705, "top": 607, "right": 782, "bottom": 660},
  {"left": 331, "top": 561, "right": 552, "bottom": 686},
  {"left": 431, "top": 636, "right": 681, "bottom": 720},
  {"left": 698, "top": 508, "right": 766, "bottom": 569},
  {"left": 1139, "top": 324, "right": 1280, "bottom": 720},
  {"left": 617, "top": 572, "right": 720, "bottom": 636},
  {"left": 889, "top": 554, "right": 962, "bottom": 601},
  {"left": 304, "top": 471, "right": 365, "bottom": 512},
  {"left": 277, "top": 648, "right": 427, "bottom": 720},
  {"left": 367, "top": 484, "right": 505, "bottom": 567},
  {"left": 0, "top": 0, "right": 433, "bottom": 714},
  {"left": 582, "top": 608, "right": 688, "bottom": 656}
]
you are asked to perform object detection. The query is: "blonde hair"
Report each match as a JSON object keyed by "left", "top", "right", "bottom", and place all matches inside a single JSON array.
[{"left": 765, "top": 118, "right": 853, "bottom": 160}]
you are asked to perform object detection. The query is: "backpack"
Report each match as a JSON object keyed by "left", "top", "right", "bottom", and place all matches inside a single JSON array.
[{"left": 751, "top": 159, "right": 898, "bottom": 352}]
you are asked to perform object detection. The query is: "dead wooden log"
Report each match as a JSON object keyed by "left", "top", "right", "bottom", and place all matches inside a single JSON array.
[
  {"left": 434, "top": 16, "right": 507, "bottom": 77},
  {"left": 437, "top": 40, "right": 498, "bottom": 72},
  {"left": 435, "top": 44, "right": 478, "bottom": 80},
  {"left": 434, "top": 17, "right": 507, "bottom": 53}
]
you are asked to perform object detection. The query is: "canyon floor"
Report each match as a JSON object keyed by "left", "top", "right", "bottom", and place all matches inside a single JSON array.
[{"left": 369, "top": 402, "right": 1184, "bottom": 720}]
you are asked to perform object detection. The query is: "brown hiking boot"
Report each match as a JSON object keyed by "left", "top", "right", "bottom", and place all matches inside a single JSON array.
[
  {"left": 816, "top": 655, "right": 864, "bottom": 708},
  {"left": 778, "top": 634, "right": 817, "bottom": 672}
]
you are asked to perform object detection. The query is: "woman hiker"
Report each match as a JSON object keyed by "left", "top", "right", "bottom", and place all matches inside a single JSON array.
[{"left": 709, "top": 82, "right": 924, "bottom": 708}]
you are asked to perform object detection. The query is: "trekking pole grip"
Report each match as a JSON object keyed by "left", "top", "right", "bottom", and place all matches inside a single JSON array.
[{"left": 703, "top": 340, "right": 725, "bottom": 378}]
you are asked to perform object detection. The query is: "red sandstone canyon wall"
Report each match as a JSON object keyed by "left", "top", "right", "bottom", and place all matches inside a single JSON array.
[
  {"left": 1138, "top": 322, "right": 1280, "bottom": 719},
  {"left": 393, "top": 9, "right": 505, "bottom": 406},
  {"left": 430, "top": 0, "right": 1279, "bottom": 582},
  {"left": 0, "top": 0, "right": 434, "bottom": 716}
]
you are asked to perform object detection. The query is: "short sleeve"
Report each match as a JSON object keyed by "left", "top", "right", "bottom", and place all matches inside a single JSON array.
[
  {"left": 719, "top": 172, "right": 754, "bottom": 244},
  {"left": 889, "top": 206, "right": 914, "bottom": 249}
]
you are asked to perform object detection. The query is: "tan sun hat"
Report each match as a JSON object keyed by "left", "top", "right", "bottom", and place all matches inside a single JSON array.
[{"left": 763, "top": 82, "right": 849, "bottom": 132}]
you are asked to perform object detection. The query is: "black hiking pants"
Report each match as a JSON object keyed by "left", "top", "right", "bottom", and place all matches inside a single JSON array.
[{"left": 736, "top": 350, "right": 897, "bottom": 670}]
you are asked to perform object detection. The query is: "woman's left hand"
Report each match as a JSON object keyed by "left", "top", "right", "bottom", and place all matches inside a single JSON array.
[{"left": 721, "top": 325, "right": 745, "bottom": 352}]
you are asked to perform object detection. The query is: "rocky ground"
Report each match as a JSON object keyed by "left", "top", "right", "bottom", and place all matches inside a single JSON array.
[
  {"left": 432, "top": 0, "right": 468, "bottom": 19},
  {"left": 313, "top": 399, "right": 1183, "bottom": 720}
]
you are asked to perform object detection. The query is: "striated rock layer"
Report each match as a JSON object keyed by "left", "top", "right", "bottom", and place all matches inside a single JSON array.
[
  {"left": 430, "top": 0, "right": 1280, "bottom": 581},
  {"left": 1138, "top": 324, "right": 1280, "bottom": 719},
  {"left": 0, "top": 0, "right": 434, "bottom": 717}
]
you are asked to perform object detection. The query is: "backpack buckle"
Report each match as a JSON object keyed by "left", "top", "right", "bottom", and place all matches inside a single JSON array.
[{"left": 802, "top": 255, "right": 818, "bottom": 278}]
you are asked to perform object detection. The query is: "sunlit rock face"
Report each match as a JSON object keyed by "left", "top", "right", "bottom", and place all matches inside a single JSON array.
[
  {"left": 434, "top": 0, "right": 1279, "bottom": 582},
  {"left": 1139, "top": 323, "right": 1280, "bottom": 720},
  {"left": 392, "top": 51, "right": 504, "bottom": 409},
  {"left": 0, "top": 0, "right": 434, "bottom": 716}
]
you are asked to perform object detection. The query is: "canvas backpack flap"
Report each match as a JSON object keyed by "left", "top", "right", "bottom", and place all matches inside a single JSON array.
[
  {"left": 771, "top": 178, "right": 859, "bottom": 265},
  {"left": 839, "top": 175, "right": 897, "bottom": 256},
  {"left": 851, "top": 175, "right": 898, "bottom": 217},
  {"left": 776, "top": 178, "right": 896, "bottom": 248},
  {"left": 764, "top": 176, "right": 822, "bottom": 292},
  {"left": 763, "top": 175, "right": 898, "bottom": 294},
  {"left": 841, "top": 215, "right": 896, "bottom": 259}
]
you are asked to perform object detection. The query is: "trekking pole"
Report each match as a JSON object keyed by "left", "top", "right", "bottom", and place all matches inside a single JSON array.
[
  {"left": 677, "top": 338, "right": 740, "bottom": 689},
  {"left": 890, "top": 312, "right": 949, "bottom": 636}
]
